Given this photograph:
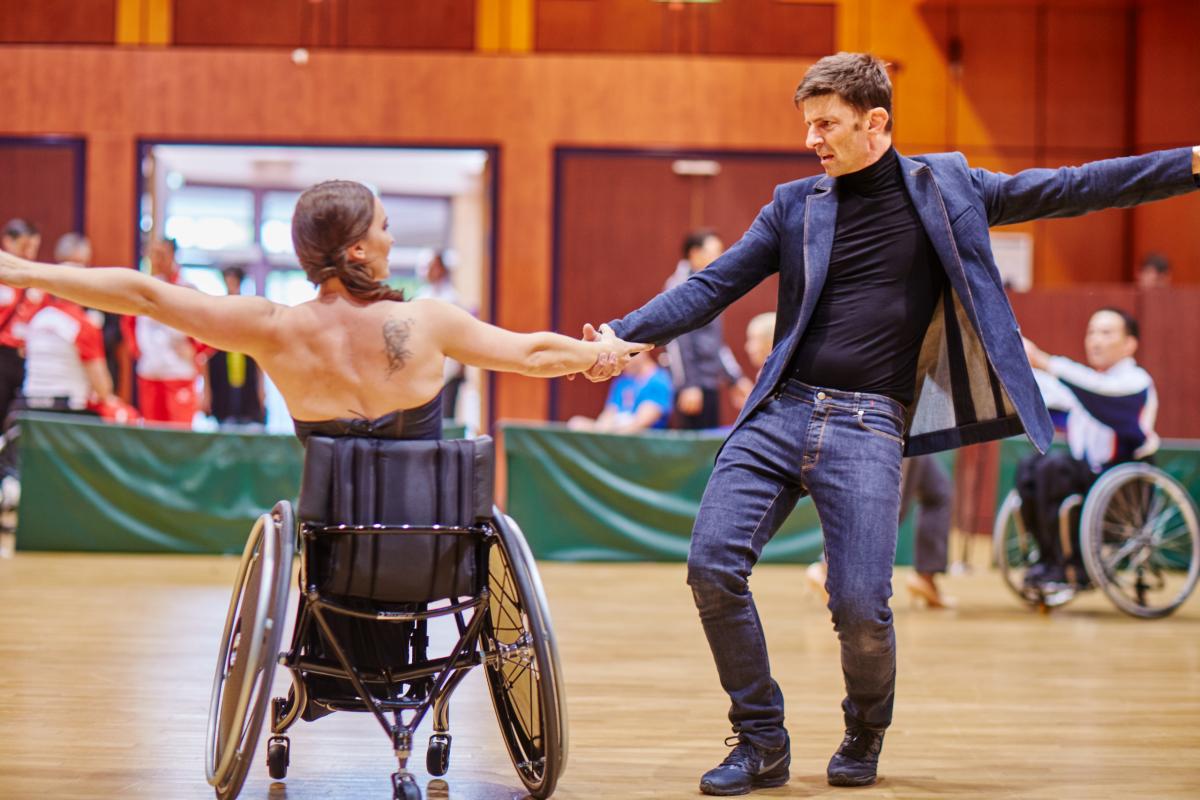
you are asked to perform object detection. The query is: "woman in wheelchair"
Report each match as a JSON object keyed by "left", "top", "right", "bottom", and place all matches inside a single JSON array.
[
  {"left": 1019, "top": 308, "right": 1158, "bottom": 592},
  {"left": 0, "top": 180, "right": 648, "bottom": 800}
]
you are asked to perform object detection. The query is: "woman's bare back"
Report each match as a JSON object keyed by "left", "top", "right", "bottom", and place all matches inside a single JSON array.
[{"left": 262, "top": 296, "right": 448, "bottom": 422}]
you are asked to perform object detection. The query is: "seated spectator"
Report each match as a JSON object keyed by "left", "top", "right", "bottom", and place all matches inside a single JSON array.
[
  {"left": 1020, "top": 307, "right": 1157, "bottom": 588},
  {"left": 568, "top": 350, "right": 672, "bottom": 434},
  {"left": 1136, "top": 252, "right": 1170, "bottom": 289},
  {"left": 203, "top": 266, "right": 266, "bottom": 430}
]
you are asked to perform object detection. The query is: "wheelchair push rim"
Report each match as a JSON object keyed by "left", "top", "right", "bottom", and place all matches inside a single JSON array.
[
  {"left": 483, "top": 511, "right": 567, "bottom": 800},
  {"left": 993, "top": 489, "right": 1045, "bottom": 605},
  {"left": 1080, "top": 463, "right": 1200, "bottom": 619},
  {"left": 206, "top": 501, "right": 295, "bottom": 798}
]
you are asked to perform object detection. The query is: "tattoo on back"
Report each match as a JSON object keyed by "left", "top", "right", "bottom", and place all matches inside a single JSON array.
[{"left": 383, "top": 318, "right": 415, "bottom": 376}]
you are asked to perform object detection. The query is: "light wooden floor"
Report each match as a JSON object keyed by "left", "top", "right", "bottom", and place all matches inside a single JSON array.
[{"left": 1, "top": 551, "right": 1198, "bottom": 800}]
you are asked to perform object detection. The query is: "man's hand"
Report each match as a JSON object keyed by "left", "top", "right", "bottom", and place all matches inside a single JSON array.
[
  {"left": 677, "top": 386, "right": 703, "bottom": 415},
  {"left": 578, "top": 322, "right": 633, "bottom": 383},
  {"left": 1023, "top": 336, "right": 1051, "bottom": 371}
]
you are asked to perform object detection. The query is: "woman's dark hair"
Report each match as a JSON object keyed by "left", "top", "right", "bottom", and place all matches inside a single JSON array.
[
  {"left": 3, "top": 218, "right": 39, "bottom": 239},
  {"left": 292, "top": 180, "right": 405, "bottom": 303}
]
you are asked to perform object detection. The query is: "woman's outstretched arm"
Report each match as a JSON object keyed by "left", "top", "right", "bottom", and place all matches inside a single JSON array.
[
  {"left": 0, "top": 252, "right": 281, "bottom": 357},
  {"left": 416, "top": 299, "right": 648, "bottom": 378}
]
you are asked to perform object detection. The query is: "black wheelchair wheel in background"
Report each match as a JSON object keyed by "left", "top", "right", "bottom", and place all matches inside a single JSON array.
[
  {"left": 1080, "top": 463, "right": 1200, "bottom": 619},
  {"left": 993, "top": 489, "right": 1042, "bottom": 605},
  {"left": 484, "top": 511, "right": 568, "bottom": 800},
  {"left": 206, "top": 501, "right": 295, "bottom": 800}
]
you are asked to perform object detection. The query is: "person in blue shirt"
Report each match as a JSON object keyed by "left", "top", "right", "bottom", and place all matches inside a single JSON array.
[{"left": 569, "top": 350, "right": 672, "bottom": 433}]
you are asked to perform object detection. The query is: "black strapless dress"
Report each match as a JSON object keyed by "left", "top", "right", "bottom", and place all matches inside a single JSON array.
[{"left": 291, "top": 390, "right": 443, "bottom": 444}]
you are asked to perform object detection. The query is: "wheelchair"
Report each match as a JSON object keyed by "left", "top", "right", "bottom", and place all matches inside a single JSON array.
[
  {"left": 994, "top": 460, "right": 1200, "bottom": 618},
  {"left": 205, "top": 435, "right": 567, "bottom": 800}
]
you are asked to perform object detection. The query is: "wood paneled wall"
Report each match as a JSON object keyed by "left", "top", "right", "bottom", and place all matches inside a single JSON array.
[
  {"left": 535, "top": 0, "right": 835, "bottom": 57},
  {"left": 173, "top": 0, "right": 476, "bottom": 50},
  {"left": 0, "top": 0, "right": 115, "bottom": 44},
  {"left": 0, "top": 140, "right": 86, "bottom": 263}
]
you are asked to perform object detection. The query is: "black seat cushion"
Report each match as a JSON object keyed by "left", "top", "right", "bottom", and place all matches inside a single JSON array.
[{"left": 298, "top": 436, "right": 494, "bottom": 603}]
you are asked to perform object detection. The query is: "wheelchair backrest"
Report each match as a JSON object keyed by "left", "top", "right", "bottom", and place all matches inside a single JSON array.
[{"left": 298, "top": 435, "right": 495, "bottom": 603}]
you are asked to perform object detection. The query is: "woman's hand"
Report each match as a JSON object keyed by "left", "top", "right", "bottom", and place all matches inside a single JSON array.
[{"left": 0, "top": 250, "right": 33, "bottom": 289}]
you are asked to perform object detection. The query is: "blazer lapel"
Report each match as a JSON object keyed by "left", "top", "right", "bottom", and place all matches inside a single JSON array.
[
  {"left": 898, "top": 155, "right": 972, "bottom": 311},
  {"left": 797, "top": 176, "right": 837, "bottom": 333}
]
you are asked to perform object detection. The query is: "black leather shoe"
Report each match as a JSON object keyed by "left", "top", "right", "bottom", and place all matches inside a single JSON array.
[
  {"left": 699, "top": 734, "right": 791, "bottom": 796},
  {"left": 827, "top": 726, "right": 885, "bottom": 787}
]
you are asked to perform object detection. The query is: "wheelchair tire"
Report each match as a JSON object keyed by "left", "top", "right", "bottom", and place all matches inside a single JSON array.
[
  {"left": 1080, "top": 463, "right": 1200, "bottom": 619},
  {"left": 483, "top": 510, "right": 567, "bottom": 800},
  {"left": 993, "top": 489, "right": 1041, "bottom": 605},
  {"left": 206, "top": 501, "right": 295, "bottom": 799}
]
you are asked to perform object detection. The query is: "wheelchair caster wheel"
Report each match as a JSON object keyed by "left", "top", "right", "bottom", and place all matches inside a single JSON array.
[
  {"left": 426, "top": 734, "right": 451, "bottom": 776},
  {"left": 267, "top": 736, "right": 289, "bottom": 780},
  {"left": 392, "top": 772, "right": 421, "bottom": 800}
]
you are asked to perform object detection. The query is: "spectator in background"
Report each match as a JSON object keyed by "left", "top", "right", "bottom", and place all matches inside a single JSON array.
[
  {"left": 416, "top": 250, "right": 467, "bottom": 419},
  {"left": 1136, "top": 252, "right": 1171, "bottom": 289},
  {"left": 665, "top": 230, "right": 754, "bottom": 428},
  {"left": 568, "top": 349, "right": 672, "bottom": 434},
  {"left": 18, "top": 257, "right": 131, "bottom": 421},
  {"left": 53, "top": 232, "right": 126, "bottom": 391},
  {"left": 0, "top": 219, "right": 45, "bottom": 425},
  {"left": 743, "top": 312, "right": 776, "bottom": 382},
  {"left": 1021, "top": 308, "right": 1158, "bottom": 590},
  {"left": 202, "top": 266, "right": 265, "bottom": 430},
  {"left": 125, "top": 238, "right": 199, "bottom": 426}
]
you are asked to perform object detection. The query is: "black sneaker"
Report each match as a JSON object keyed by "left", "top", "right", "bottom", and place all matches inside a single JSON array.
[
  {"left": 826, "top": 726, "right": 884, "bottom": 787},
  {"left": 699, "top": 734, "right": 791, "bottom": 796}
]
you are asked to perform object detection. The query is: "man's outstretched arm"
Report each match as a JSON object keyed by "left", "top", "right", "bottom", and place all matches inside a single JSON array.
[{"left": 973, "top": 145, "right": 1200, "bottom": 228}]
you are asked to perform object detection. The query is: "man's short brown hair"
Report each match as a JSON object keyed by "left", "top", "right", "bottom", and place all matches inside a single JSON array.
[{"left": 794, "top": 52, "right": 893, "bottom": 132}]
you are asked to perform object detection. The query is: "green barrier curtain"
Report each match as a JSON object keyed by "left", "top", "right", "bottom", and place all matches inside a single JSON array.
[
  {"left": 500, "top": 422, "right": 951, "bottom": 564},
  {"left": 17, "top": 413, "right": 466, "bottom": 554}
]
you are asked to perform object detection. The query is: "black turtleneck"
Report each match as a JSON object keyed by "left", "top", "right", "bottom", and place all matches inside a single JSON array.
[{"left": 785, "top": 147, "right": 946, "bottom": 405}]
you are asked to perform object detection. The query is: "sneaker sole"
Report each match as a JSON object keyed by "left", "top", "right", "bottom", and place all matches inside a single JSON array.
[
  {"left": 827, "top": 772, "right": 877, "bottom": 787},
  {"left": 699, "top": 770, "right": 790, "bottom": 796}
]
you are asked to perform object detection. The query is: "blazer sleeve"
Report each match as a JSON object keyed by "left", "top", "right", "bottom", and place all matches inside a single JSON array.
[
  {"left": 608, "top": 187, "right": 784, "bottom": 344},
  {"left": 970, "top": 147, "right": 1199, "bottom": 228}
]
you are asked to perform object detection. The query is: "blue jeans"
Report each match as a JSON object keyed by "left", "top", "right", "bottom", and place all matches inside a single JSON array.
[{"left": 687, "top": 378, "right": 905, "bottom": 750}]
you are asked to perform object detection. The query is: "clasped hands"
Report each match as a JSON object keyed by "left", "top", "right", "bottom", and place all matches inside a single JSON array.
[{"left": 573, "top": 322, "right": 648, "bottom": 383}]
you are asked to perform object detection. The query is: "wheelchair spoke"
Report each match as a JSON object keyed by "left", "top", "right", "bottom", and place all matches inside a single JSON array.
[{"left": 1102, "top": 537, "right": 1145, "bottom": 574}]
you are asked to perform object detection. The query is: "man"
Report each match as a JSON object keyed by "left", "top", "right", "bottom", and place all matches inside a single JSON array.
[
  {"left": 1019, "top": 308, "right": 1157, "bottom": 590},
  {"left": 203, "top": 266, "right": 266, "bottom": 430},
  {"left": 583, "top": 52, "right": 1199, "bottom": 794},
  {"left": 0, "top": 220, "right": 44, "bottom": 426},
  {"left": 568, "top": 349, "right": 672, "bottom": 434},
  {"left": 1136, "top": 252, "right": 1171, "bottom": 289},
  {"left": 126, "top": 239, "right": 199, "bottom": 426},
  {"left": 665, "top": 230, "right": 754, "bottom": 428}
]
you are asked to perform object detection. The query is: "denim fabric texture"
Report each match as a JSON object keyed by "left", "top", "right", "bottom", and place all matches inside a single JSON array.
[{"left": 688, "top": 379, "right": 904, "bottom": 749}]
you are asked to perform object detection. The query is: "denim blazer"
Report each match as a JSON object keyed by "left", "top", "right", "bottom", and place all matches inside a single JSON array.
[{"left": 608, "top": 148, "right": 1199, "bottom": 456}]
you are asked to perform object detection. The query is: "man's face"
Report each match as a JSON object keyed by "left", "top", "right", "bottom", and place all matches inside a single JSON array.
[
  {"left": 688, "top": 235, "right": 724, "bottom": 271},
  {"left": 1084, "top": 310, "right": 1137, "bottom": 371},
  {"left": 21, "top": 235, "right": 40, "bottom": 260},
  {"left": 223, "top": 273, "right": 242, "bottom": 295},
  {"left": 1137, "top": 265, "right": 1169, "bottom": 290},
  {"left": 744, "top": 327, "right": 772, "bottom": 371},
  {"left": 803, "top": 93, "right": 877, "bottom": 177}
]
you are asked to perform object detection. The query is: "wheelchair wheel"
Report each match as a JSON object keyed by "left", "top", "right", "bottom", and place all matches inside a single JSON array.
[
  {"left": 483, "top": 510, "right": 567, "bottom": 800},
  {"left": 1080, "top": 463, "right": 1200, "bottom": 619},
  {"left": 206, "top": 501, "right": 295, "bottom": 799},
  {"left": 993, "top": 489, "right": 1041, "bottom": 604}
]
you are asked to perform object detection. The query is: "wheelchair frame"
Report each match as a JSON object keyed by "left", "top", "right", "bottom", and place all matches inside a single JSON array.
[
  {"left": 206, "top": 500, "right": 567, "bottom": 800},
  {"left": 994, "top": 461, "right": 1200, "bottom": 618}
]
